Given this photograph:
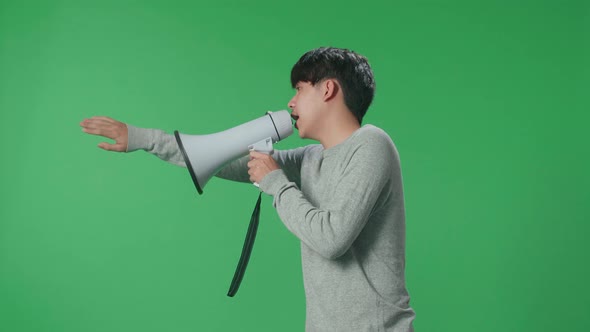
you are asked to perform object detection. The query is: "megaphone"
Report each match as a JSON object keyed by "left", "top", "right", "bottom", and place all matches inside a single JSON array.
[{"left": 174, "top": 110, "right": 293, "bottom": 194}]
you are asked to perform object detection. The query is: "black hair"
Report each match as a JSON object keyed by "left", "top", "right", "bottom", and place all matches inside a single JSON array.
[{"left": 290, "top": 47, "right": 376, "bottom": 124}]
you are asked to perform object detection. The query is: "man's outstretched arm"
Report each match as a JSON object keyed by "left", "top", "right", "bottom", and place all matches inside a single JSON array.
[
  {"left": 80, "top": 116, "right": 186, "bottom": 166},
  {"left": 80, "top": 116, "right": 308, "bottom": 185},
  {"left": 80, "top": 116, "right": 250, "bottom": 181}
]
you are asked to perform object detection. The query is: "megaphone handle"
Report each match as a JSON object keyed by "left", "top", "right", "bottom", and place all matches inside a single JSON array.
[{"left": 249, "top": 137, "right": 274, "bottom": 188}]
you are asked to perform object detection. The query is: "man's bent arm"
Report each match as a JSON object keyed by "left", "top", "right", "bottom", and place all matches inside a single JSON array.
[{"left": 258, "top": 134, "right": 396, "bottom": 260}]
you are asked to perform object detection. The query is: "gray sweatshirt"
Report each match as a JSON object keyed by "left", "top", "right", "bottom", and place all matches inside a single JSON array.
[{"left": 127, "top": 124, "right": 415, "bottom": 332}]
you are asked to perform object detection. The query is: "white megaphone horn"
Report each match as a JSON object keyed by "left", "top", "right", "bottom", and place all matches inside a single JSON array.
[{"left": 174, "top": 110, "right": 293, "bottom": 194}]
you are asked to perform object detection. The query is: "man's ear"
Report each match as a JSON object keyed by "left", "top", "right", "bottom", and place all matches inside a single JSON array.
[{"left": 322, "top": 79, "right": 340, "bottom": 102}]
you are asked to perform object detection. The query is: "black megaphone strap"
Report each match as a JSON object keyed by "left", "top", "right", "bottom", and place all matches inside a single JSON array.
[{"left": 227, "top": 192, "right": 262, "bottom": 297}]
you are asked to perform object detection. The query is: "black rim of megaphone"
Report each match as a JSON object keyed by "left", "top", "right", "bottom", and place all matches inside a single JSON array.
[{"left": 174, "top": 130, "right": 204, "bottom": 195}]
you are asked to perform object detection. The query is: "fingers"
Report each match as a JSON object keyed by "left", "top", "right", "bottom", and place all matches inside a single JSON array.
[
  {"left": 247, "top": 158, "right": 262, "bottom": 182},
  {"left": 250, "top": 151, "right": 278, "bottom": 168},
  {"left": 81, "top": 126, "right": 116, "bottom": 138},
  {"left": 80, "top": 116, "right": 121, "bottom": 129},
  {"left": 247, "top": 152, "right": 280, "bottom": 184},
  {"left": 249, "top": 151, "right": 275, "bottom": 168},
  {"left": 98, "top": 142, "right": 126, "bottom": 152},
  {"left": 89, "top": 116, "right": 117, "bottom": 123},
  {"left": 80, "top": 118, "right": 114, "bottom": 129},
  {"left": 249, "top": 151, "right": 270, "bottom": 159},
  {"left": 81, "top": 120, "right": 109, "bottom": 129},
  {"left": 248, "top": 154, "right": 269, "bottom": 169},
  {"left": 80, "top": 117, "right": 124, "bottom": 139},
  {"left": 247, "top": 162, "right": 263, "bottom": 183}
]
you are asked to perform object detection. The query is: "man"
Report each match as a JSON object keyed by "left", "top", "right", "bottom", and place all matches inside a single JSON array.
[{"left": 80, "top": 47, "right": 416, "bottom": 331}]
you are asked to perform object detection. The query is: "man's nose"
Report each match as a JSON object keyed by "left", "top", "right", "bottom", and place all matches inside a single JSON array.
[{"left": 288, "top": 96, "right": 296, "bottom": 110}]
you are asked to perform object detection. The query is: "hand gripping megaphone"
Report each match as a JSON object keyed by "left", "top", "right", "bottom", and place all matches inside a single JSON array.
[
  {"left": 173, "top": 110, "right": 293, "bottom": 297},
  {"left": 173, "top": 110, "right": 293, "bottom": 194}
]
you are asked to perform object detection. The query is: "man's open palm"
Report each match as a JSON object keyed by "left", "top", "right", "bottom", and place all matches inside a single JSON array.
[{"left": 80, "top": 116, "right": 128, "bottom": 152}]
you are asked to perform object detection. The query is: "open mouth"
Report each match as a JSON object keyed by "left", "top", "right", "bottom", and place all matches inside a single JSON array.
[{"left": 291, "top": 115, "right": 299, "bottom": 129}]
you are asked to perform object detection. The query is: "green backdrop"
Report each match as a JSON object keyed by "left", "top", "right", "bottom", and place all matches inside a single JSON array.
[{"left": 1, "top": 1, "right": 588, "bottom": 331}]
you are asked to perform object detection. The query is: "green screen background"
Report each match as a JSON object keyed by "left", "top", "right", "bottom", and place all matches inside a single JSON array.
[{"left": 1, "top": 1, "right": 588, "bottom": 331}]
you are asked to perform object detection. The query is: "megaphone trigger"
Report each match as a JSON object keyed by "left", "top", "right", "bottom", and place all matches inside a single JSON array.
[{"left": 248, "top": 137, "right": 274, "bottom": 155}]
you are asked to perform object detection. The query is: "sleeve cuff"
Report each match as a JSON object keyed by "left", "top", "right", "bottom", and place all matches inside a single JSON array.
[
  {"left": 259, "top": 169, "right": 291, "bottom": 196},
  {"left": 126, "top": 124, "right": 147, "bottom": 152}
]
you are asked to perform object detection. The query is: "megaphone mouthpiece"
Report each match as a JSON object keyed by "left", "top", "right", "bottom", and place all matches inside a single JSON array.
[{"left": 266, "top": 110, "right": 293, "bottom": 142}]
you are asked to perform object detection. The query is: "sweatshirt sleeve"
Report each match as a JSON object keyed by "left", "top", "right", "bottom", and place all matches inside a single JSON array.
[
  {"left": 126, "top": 124, "right": 186, "bottom": 167},
  {"left": 258, "top": 135, "right": 396, "bottom": 259}
]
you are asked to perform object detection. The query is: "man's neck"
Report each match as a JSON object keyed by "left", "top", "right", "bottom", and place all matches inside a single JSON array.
[{"left": 319, "top": 120, "right": 361, "bottom": 149}]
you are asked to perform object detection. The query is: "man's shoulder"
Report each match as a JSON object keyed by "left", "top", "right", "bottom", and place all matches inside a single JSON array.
[
  {"left": 356, "top": 125, "right": 396, "bottom": 149},
  {"left": 357, "top": 124, "right": 388, "bottom": 137}
]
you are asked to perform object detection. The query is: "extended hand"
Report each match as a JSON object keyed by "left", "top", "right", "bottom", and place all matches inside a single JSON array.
[
  {"left": 80, "top": 116, "right": 128, "bottom": 152},
  {"left": 248, "top": 151, "right": 280, "bottom": 184}
]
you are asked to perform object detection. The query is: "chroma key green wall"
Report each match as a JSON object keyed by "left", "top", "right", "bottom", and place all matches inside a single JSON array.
[{"left": 1, "top": 1, "right": 588, "bottom": 331}]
